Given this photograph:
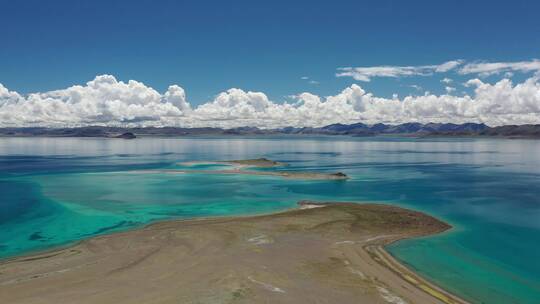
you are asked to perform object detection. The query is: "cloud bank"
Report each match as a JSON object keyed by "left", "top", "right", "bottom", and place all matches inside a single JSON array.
[{"left": 1, "top": 74, "right": 540, "bottom": 128}]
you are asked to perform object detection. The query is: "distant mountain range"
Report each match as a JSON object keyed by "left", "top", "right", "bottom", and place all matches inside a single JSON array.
[{"left": 0, "top": 123, "right": 539, "bottom": 138}]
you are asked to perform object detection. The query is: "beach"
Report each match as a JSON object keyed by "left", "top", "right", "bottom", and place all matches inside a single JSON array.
[{"left": 0, "top": 201, "right": 468, "bottom": 304}]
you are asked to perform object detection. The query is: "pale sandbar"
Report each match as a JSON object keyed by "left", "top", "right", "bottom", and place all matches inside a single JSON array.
[{"left": 164, "top": 158, "right": 350, "bottom": 180}]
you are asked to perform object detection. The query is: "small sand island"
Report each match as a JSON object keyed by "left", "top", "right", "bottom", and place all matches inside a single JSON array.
[
  {"left": 0, "top": 201, "right": 468, "bottom": 304},
  {"left": 160, "top": 158, "right": 350, "bottom": 180},
  {"left": 181, "top": 157, "right": 287, "bottom": 168},
  {"left": 224, "top": 158, "right": 288, "bottom": 168}
]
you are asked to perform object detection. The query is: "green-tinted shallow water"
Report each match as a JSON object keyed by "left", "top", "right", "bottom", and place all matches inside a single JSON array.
[{"left": 0, "top": 136, "right": 539, "bottom": 304}]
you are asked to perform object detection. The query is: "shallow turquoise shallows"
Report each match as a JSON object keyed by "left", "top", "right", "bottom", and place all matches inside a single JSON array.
[{"left": 0, "top": 136, "right": 539, "bottom": 304}]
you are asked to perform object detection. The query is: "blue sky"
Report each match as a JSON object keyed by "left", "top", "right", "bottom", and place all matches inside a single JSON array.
[
  {"left": 1, "top": 1, "right": 540, "bottom": 128},
  {"left": 1, "top": 0, "right": 539, "bottom": 105}
]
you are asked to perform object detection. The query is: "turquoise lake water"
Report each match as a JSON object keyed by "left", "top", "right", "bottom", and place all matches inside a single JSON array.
[{"left": 0, "top": 136, "right": 539, "bottom": 303}]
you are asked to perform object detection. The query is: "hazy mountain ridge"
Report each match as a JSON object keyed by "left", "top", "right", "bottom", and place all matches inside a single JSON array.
[{"left": 0, "top": 123, "right": 539, "bottom": 138}]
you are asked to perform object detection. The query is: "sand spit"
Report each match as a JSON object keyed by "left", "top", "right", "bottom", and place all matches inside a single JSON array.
[{"left": 0, "top": 201, "right": 468, "bottom": 304}]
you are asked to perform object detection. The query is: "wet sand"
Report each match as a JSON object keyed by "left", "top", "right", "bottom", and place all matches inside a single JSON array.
[{"left": 0, "top": 202, "right": 469, "bottom": 304}]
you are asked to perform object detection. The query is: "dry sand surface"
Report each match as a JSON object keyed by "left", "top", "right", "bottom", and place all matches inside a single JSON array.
[{"left": 0, "top": 202, "right": 469, "bottom": 304}]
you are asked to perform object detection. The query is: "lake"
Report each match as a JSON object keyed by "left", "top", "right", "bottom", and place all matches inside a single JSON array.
[{"left": 0, "top": 136, "right": 539, "bottom": 304}]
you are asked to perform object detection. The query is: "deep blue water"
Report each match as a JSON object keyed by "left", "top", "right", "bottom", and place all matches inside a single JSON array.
[{"left": 0, "top": 136, "right": 539, "bottom": 304}]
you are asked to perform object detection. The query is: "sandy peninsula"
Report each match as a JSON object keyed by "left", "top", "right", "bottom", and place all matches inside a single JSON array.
[{"left": 0, "top": 201, "right": 468, "bottom": 304}]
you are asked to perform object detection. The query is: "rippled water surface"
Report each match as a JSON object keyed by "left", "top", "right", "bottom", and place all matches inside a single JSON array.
[{"left": 0, "top": 136, "right": 539, "bottom": 304}]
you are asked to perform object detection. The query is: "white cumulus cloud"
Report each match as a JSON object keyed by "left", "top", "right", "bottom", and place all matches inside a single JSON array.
[
  {"left": 1, "top": 74, "right": 540, "bottom": 128},
  {"left": 0, "top": 75, "right": 189, "bottom": 126}
]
